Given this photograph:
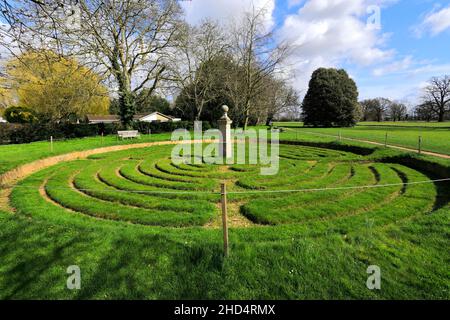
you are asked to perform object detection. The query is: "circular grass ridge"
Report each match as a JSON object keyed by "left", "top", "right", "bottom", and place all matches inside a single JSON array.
[{"left": 10, "top": 143, "right": 446, "bottom": 229}]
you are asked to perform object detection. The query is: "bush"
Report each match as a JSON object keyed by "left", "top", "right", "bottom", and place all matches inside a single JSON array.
[
  {"left": 4, "top": 106, "right": 38, "bottom": 124},
  {"left": 132, "top": 121, "right": 198, "bottom": 134}
]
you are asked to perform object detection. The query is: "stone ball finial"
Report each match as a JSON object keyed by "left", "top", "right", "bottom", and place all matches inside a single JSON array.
[{"left": 222, "top": 105, "right": 229, "bottom": 113}]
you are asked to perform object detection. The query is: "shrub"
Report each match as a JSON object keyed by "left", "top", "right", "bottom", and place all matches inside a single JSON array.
[
  {"left": 132, "top": 121, "right": 195, "bottom": 134},
  {"left": 0, "top": 120, "right": 196, "bottom": 145},
  {"left": 4, "top": 106, "right": 38, "bottom": 124}
]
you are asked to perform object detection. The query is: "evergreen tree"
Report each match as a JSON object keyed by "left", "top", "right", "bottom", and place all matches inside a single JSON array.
[{"left": 302, "top": 68, "right": 359, "bottom": 127}]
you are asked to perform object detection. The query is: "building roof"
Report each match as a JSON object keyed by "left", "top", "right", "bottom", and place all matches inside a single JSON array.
[
  {"left": 136, "top": 112, "right": 174, "bottom": 120},
  {"left": 87, "top": 112, "right": 175, "bottom": 122}
]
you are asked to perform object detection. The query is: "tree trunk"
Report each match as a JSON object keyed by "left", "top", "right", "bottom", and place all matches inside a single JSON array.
[
  {"left": 118, "top": 78, "right": 135, "bottom": 128},
  {"left": 243, "top": 100, "right": 251, "bottom": 130},
  {"left": 113, "top": 52, "right": 135, "bottom": 127},
  {"left": 438, "top": 109, "right": 445, "bottom": 122}
]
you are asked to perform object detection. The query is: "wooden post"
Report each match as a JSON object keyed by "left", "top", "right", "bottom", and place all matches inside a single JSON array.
[
  {"left": 101, "top": 132, "right": 104, "bottom": 145},
  {"left": 50, "top": 136, "right": 53, "bottom": 152},
  {"left": 418, "top": 136, "right": 422, "bottom": 155},
  {"left": 221, "top": 182, "right": 229, "bottom": 257},
  {"left": 385, "top": 132, "right": 388, "bottom": 148},
  {"left": 339, "top": 131, "right": 342, "bottom": 141}
]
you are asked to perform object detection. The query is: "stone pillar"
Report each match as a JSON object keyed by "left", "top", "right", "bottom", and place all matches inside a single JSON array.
[{"left": 218, "top": 105, "right": 233, "bottom": 158}]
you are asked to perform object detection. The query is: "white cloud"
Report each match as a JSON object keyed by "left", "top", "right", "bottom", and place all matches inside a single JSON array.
[
  {"left": 414, "top": 5, "right": 450, "bottom": 37},
  {"left": 180, "top": 0, "right": 275, "bottom": 28},
  {"left": 288, "top": 0, "right": 305, "bottom": 8},
  {"left": 278, "top": 0, "right": 394, "bottom": 94}
]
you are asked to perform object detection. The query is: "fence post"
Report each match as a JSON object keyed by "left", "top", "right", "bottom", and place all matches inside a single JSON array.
[
  {"left": 221, "top": 182, "right": 229, "bottom": 257},
  {"left": 418, "top": 136, "right": 422, "bottom": 155},
  {"left": 50, "top": 136, "right": 53, "bottom": 152},
  {"left": 101, "top": 132, "right": 104, "bottom": 145},
  {"left": 385, "top": 132, "right": 388, "bottom": 148}
]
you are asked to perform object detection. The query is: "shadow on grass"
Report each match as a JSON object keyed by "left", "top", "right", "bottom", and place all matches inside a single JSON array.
[
  {"left": 74, "top": 233, "right": 226, "bottom": 299},
  {"left": 0, "top": 215, "right": 226, "bottom": 299}
]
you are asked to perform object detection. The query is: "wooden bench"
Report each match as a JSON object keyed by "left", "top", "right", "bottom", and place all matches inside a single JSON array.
[{"left": 117, "top": 130, "right": 141, "bottom": 140}]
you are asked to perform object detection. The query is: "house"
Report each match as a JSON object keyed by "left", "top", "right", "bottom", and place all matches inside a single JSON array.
[
  {"left": 87, "top": 112, "right": 180, "bottom": 124},
  {"left": 0, "top": 116, "right": 7, "bottom": 123},
  {"left": 135, "top": 112, "right": 181, "bottom": 123}
]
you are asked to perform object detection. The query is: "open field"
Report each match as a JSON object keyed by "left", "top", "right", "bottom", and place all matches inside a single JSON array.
[
  {"left": 274, "top": 122, "right": 450, "bottom": 155},
  {"left": 277, "top": 121, "right": 450, "bottom": 128},
  {"left": 359, "top": 122, "right": 450, "bottom": 128},
  {"left": 0, "top": 133, "right": 173, "bottom": 176},
  {"left": 1, "top": 137, "right": 449, "bottom": 299}
]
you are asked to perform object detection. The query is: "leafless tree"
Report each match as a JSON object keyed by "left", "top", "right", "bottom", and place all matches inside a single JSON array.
[
  {"left": 414, "top": 101, "right": 435, "bottom": 122},
  {"left": 227, "top": 5, "right": 291, "bottom": 129},
  {"left": 422, "top": 76, "right": 450, "bottom": 122},
  {"left": 263, "top": 79, "right": 300, "bottom": 125},
  {"left": 168, "top": 20, "right": 228, "bottom": 121},
  {"left": 389, "top": 101, "right": 407, "bottom": 122}
]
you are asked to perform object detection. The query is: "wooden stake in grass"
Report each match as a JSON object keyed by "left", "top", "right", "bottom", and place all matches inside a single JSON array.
[
  {"left": 221, "top": 182, "right": 229, "bottom": 257},
  {"left": 50, "top": 136, "right": 53, "bottom": 152},
  {"left": 418, "top": 136, "right": 422, "bottom": 155},
  {"left": 385, "top": 132, "right": 388, "bottom": 148}
]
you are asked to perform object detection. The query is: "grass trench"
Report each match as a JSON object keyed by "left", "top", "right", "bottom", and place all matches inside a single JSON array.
[{"left": 1, "top": 141, "right": 449, "bottom": 299}]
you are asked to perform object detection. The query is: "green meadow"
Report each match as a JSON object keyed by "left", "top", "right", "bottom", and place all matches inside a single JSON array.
[{"left": 275, "top": 122, "right": 450, "bottom": 155}]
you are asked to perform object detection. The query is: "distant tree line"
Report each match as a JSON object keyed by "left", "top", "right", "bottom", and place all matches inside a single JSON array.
[
  {"left": 359, "top": 98, "right": 408, "bottom": 122},
  {"left": 1, "top": 1, "right": 448, "bottom": 129},
  {"left": 358, "top": 75, "right": 450, "bottom": 122}
]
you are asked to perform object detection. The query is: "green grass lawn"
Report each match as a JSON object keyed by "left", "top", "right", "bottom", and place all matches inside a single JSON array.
[
  {"left": 1, "top": 140, "right": 449, "bottom": 299},
  {"left": 359, "top": 121, "right": 450, "bottom": 128},
  {"left": 0, "top": 133, "right": 173, "bottom": 176},
  {"left": 275, "top": 122, "right": 450, "bottom": 155}
]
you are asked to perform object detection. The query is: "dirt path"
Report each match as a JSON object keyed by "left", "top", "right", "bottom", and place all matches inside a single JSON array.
[{"left": 287, "top": 129, "right": 450, "bottom": 160}]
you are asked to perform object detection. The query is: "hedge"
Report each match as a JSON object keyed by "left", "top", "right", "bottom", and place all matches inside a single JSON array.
[{"left": 0, "top": 121, "right": 204, "bottom": 145}]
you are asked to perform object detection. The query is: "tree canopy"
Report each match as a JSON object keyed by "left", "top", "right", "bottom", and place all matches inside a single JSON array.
[
  {"left": 5, "top": 50, "right": 109, "bottom": 122},
  {"left": 302, "top": 68, "right": 359, "bottom": 127},
  {"left": 3, "top": 106, "right": 38, "bottom": 123}
]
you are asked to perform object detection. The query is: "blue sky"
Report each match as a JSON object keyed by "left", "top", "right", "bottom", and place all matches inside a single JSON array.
[
  {"left": 2, "top": 0, "right": 449, "bottom": 106},
  {"left": 182, "top": 0, "right": 450, "bottom": 106}
]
